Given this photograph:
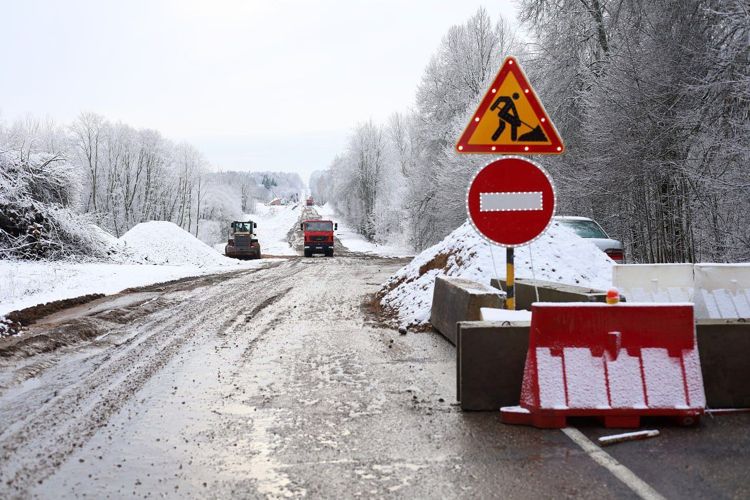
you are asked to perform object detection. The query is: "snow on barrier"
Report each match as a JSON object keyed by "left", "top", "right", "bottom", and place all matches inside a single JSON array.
[
  {"left": 693, "top": 264, "right": 750, "bottom": 320},
  {"left": 613, "top": 263, "right": 750, "bottom": 320},
  {"left": 612, "top": 263, "right": 694, "bottom": 303},
  {"left": 430, "top": 276, "right": 505, "bottom": 345},
  {"left": 501, "top": 303, "right": 705, "bottom": 429}
]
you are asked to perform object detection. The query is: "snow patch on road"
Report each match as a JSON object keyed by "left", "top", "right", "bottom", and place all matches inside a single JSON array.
[
  {"left": 317, "top": 203, "right": 413, "bottom": 257},
  {"left": 380, "top": 220, "right": 614, "bottom": 326}
]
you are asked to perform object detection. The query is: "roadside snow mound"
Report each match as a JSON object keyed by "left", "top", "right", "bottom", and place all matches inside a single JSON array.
[
  {"left": 379, "top": 220, "right": 614, "bottom": 327},
  {"left": 120, "top": 221, "right": 236, "bottom": 267}
]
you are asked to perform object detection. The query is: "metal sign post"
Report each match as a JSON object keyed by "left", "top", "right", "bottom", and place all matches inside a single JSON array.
[{"left": 506, "top": 247, "right": 515, "bottom": 310}]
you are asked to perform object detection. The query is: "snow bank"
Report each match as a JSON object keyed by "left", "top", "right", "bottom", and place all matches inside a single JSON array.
[
  {"left": 120, "top": 221, "right": 237, "bottom": 267},
  {"left": 317, "top": 203, "right": 413, "bottom": 258},
  {"left": 0, "top": 221, "right": 272, "bottom": 321},
  {"left": 380, "top": 220, "right": 614, "bottom": 327}
]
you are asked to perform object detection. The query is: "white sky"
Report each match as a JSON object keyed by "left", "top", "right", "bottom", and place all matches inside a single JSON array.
[{"left": 0, "top": 0, "right": 519, "bottom": 182}]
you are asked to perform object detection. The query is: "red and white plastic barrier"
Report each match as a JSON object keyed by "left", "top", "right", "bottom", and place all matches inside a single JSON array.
[{"left": 501, "top": 303, "right": 705, "bottom": 428}]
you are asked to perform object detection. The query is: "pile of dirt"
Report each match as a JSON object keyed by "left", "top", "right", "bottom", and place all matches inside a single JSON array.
[{"left": 0, "top": 294, "right": 104, "bottom": 338}]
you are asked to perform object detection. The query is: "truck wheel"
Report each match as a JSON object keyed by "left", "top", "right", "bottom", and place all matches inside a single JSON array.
[
  {"left": 326, "top": 249, "right": 334, "bottom": 257},
  {"left": 304, "top": 249, "right": 312, "bottom": 257}
]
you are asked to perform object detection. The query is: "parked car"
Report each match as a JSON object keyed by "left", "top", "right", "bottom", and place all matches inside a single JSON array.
[{"left": 553, "top": 216, "right": 624, "bottom": 262}]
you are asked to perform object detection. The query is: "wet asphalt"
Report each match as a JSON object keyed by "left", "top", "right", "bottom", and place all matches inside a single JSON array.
[{"left": 0, "top": 224, "right": 748, "bottom": 498}]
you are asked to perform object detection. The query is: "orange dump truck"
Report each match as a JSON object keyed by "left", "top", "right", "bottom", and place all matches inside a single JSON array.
[{"left": 301, "top": 219, "right": 337, "bottom": 257}]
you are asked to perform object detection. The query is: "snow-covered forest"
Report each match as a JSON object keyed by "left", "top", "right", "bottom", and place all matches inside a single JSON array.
[
  {"left": 312, "top": 2, "right": 749, "bottom": 263},
  {"left": 0, "top": 114, "right": 303, "bottom": 258}
]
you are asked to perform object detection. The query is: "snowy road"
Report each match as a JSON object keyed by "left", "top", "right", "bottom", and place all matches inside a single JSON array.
[{"left": 0, "top": 229, "right": 749, "bottom": 498}]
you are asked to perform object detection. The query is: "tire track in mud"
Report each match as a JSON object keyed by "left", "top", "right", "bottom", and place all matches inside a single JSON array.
[{"left": 0, "top": 259, "right": 304, "bottom": 497}]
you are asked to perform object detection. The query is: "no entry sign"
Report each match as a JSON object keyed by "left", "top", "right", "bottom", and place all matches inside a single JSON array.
[{"left": 466, "top": 157, "right": 556, "bottom": 247}]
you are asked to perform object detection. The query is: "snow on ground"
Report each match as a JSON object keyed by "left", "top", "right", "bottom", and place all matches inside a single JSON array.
[
  {"left": 380, "top": 220, "right": 615, "bottom": 327},
  {"left": 0, "top": 259, "right": 264, "bottom": 316},
  {"left": 317, "top": 203, "right": 413, "bottom": 258},
  {"left": 1, "top": 221, "right": 268, "bottom": 317},
  {"left": 246, "top": 203, "right": 300, "bottom": 256}
]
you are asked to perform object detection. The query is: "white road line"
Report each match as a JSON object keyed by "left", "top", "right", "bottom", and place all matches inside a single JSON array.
[
  {"left": 479, "top": 191, "right": 543, "bottom": 212},
  {"left": 561, "top": 427, "right": 666, "bottom": 500}
]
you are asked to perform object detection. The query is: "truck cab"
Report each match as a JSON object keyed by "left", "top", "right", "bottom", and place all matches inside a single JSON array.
[
  {"left": 225, "top": 220, "right": 261, "bottom": 259},
  {"left": 301, "top": 219, "right": 337, "bottom": 257}
]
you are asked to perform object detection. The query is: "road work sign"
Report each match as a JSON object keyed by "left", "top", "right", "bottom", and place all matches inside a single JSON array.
[
  {"left": 456, "top": 56, "right": 564, "bottom": 155},
  {"left": 466, "top": 157, "right": 555, "bottom": 247}
]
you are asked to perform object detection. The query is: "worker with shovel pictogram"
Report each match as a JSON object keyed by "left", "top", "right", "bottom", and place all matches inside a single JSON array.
[{"left": 490, "top": 93, "right": 548, "bottom": 143}]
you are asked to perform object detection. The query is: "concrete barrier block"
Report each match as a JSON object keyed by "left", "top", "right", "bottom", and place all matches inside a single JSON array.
[
  {"left": 697, "top": 319, "right": 750, "bottom": 408},
  {"left": 490, "top": 278, "right": 608, "bottom": 310},
  {"left": 456, "top": 321, "right": 529, "bottom": 411},
  {"left": 694, "top": 264, "right": 750, "bottom": 319},
  {"left": 430, "top": 276, "right": 504, "bottom": 345},
  {"left": 613, "top": 263, "right": 694, "bottom": 303}
]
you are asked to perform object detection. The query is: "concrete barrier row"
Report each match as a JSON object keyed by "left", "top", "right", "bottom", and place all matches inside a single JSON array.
[
  {"left": 429, "top": 272, "right": 750, "bottom": 411},
  {"left": 456, "top": 318, "right": 750, "bottom": 411},
  {"left": 456, "top": 321, "right": 528, "bottom": 411},
  {"left": 696, "top": 320, "right": 750, "bottom": 408},
  {"left": 489, "top": 278, "right": 609, "bottom": 311},
  {"left": 429, "top": 276, "right": 504, "bottom": 345}
]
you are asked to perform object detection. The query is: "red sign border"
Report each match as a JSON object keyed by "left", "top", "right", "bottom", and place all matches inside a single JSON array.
[
  {"left": 465, "top": 156, "right": 557, "bottom": 248},
  {"left": 456, "top": 56, "right": 565, "bottom": 155}
]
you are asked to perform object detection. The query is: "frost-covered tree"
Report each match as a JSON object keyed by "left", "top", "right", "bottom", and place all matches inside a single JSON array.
[
  {"left": 0, "top": 151, "right": 112, "bottom": 259},
  {"left": 315, "top": 8, "right": 521, "bottom": 249},
  {"left": 520, "top": 0, "right": 750, "bottom": 262}
]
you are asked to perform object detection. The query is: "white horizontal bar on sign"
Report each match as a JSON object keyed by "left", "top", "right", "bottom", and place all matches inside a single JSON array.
[{"left": 480, "top": 191, "right": 543, "bottom": 212}]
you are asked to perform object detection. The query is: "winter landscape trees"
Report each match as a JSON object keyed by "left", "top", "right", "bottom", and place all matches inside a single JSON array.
[
  {"left": 313, "top": 3, "right": 749, "bottom": 263},
  {"left": 0, "top": 113, "right": 304, "bottom": 258},
  {"left": 524, "top": 0, "right": 749, "bottom": 263},
  {"left": 312, "top": 9, "right": 521, "bottom": 249},
  {"left": 1, "top": 2, "right": 746, "bottom": 263}
]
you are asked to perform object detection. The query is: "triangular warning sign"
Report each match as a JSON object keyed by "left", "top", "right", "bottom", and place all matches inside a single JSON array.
[{"left": 456, "top": 56, "right": 564, "bottom": 155}]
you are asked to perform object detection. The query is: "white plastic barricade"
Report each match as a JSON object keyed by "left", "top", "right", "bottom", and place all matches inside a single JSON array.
[
  {"left": 613, "top": 264, "right": 694, "bottom": 303},
  {"left": 693, "top": 264, "right": 750, "bottom": 319}
]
